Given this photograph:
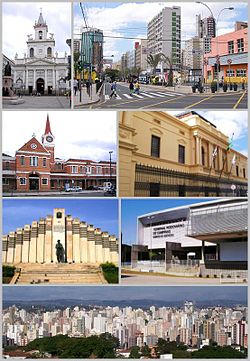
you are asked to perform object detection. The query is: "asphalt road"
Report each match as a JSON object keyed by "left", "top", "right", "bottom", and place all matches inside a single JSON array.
[
  {"left": 3, "top": 191, "right": 115, "bottom": 197},
  {"left": 88, "top": 82, "right": 247, "bottom": 110}
]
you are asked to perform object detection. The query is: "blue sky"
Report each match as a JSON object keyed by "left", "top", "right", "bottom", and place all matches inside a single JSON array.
[
  {"left": 74, "top": 2, "right": 248, "bottom": 61},
  {"left": 3, "top": 199, "right": 118, "bottom": 236},
  {"left": 169, "top": 111, "right": 248, "bottom": 156},
  {"left": 3, "top": 285, "right": 247, "bottom": 303},
  {"left": 122, "top": 198, "right": 215, "bottom": 245}
]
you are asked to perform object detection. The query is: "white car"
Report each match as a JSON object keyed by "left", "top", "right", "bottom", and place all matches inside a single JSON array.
[{"left": 65, "top": 186, "right": 83, "bottom": 192}]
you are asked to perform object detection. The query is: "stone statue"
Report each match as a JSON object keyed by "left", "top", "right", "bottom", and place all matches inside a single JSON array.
[
  {"left": 4, "top": 61, "right": 11, "bottom": 76},
  {"left": 55, "top": 240, "right": 64, "bottom": 263}
]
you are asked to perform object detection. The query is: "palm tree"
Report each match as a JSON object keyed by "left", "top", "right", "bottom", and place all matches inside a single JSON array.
[
  {"left": 146, "top": 53, "right": 163, "bottom": 77},
  {"left": 147, "top": 53, "right": 174, "bottom": 86}
]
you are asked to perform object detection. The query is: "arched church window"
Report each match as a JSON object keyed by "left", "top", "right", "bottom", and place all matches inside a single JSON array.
[
  {"left": 30, "top": 48, "right": 34, "bottom": 58},
  {"left": 47, "top": 47, "right": 52, "bottom": 57},
  {"left": 39, "top": 31, "right": 43, "bottom": 40},
  {"left": 57, "top": 212, "right": 62, "bottom": 219}
]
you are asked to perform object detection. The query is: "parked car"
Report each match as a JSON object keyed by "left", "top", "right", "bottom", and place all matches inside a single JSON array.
[
  {"left": 65, "top": 186, "right": 82, "bottom": 192},
  {"left": 86, "top": 185, "right": 99, "bottom": 190},
  {"left": 104, "top": 186, "right": 116, "bottom": 197}
]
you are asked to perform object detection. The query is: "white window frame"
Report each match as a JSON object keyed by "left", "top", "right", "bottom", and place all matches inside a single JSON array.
[
  {"left": 20, "top": 178, "right": 26, "bottom": 185},
  {"left": 41, "top": 178, "right": 48, "bottom": 185},
  {"left": 30, "top": 157, "right": 38, "bottom": 167},
  {"left": 72, "top": 166, "right": 78, "bottom": 174}
]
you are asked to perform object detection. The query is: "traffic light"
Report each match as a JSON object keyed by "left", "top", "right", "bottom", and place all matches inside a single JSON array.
[
  {"left": 214, "top": 63, "right": 220, "bottom": 73},
  {"left": 78, "top": 61, "right": 83, "bottom": 71}
]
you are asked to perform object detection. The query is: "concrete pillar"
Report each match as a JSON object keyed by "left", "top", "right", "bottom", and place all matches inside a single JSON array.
[
  {"left": 201, "top": 240, "right": 205, "bottom": 264},
  {"left": 102, "top": 232, "right": 111, "bottom": 263},
  {"left": 14, "top": 228, "right": 23, "bottom": 264},
  {"left": 2, "top": 235, "right": 8, "bottom": 264},
  {"left": 33, "top": 70, "right": 36, "bottom": 91},
  {"left": 72, "top": 218, "right": 81, "bottom": 263},
  {"left": 45, "top": 69, "right": 48, "bottom": 93},
  {"left": 195, "top": 136, "right": 201, "bottom": 165},
  {"left": 22, "top": 225, "right": 31, "bottom": 263},
  {"left": 29, "top": 221, "right": 38, "bottom": 263},
  {"left": 94, "top": 228, "right": 103, "bottom": 264},
  {"left": 80, "top": 222, "right": 88, "bottom": 263},
  {"left": 87, "top": 225, "right": 96, "bottom": 263},
  {"left": 44, "top": 216, "right": 53, "bottom": 263},
  {"left": 6, "top": 232, "right": 15, "bottom": 264},
  {"left": 109, "top": 235, "right": 118, "bottom": 265},
  {"left": 26, "top": 69, "right": 29, "bottom": 92},
  {"left": 66, "top": 216, "right": 73, "bottom": 263},
  {"left": 37, "top": 219, "right": 46, "bottom": 263}
]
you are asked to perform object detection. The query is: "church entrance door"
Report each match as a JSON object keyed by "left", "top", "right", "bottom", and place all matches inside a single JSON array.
[
  {"left": 29, "top": 174, "right": 40, "bottom": 190},
  {"left": 36, "top": 78, "right": 45, "bottom": 95}
]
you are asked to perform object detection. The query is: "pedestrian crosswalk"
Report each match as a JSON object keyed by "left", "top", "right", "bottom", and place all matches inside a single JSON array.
[{"left": 104, "top": 91, "right": 183, "bottom": 101}]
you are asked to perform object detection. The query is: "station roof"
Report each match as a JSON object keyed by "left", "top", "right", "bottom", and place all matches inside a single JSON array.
[{"left": 138, "top": 198, "right": 247, "bottom": 226}]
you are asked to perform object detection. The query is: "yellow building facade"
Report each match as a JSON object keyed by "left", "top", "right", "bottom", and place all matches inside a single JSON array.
[{"left": 119, "top": 111, "right": 247, "bottom": 197}]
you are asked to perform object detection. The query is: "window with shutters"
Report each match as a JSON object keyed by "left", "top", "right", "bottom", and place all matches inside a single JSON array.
[{"left": 151, "top": 135, "right": 160, "bottom": 158}]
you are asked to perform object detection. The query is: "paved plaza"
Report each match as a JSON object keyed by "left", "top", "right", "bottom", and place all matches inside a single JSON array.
[{"left": 3, "top": 95, "right": 71, "bottom": 109}]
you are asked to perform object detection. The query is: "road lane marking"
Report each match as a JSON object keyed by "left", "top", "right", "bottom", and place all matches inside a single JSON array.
[
  {"left": 140, "top": 92, "right": 154, "bottom": 98},
  {"left": 141, "top": 95, "right": 186, "bottom": 109},
  {"left": 123, "top": 94, "right": 133, "bottom": 99},
  {"left": 185, "top": 95, "right": 215, "bottom": 108},
  {"left": 105, "top": 94, "right": 122, "bottom": 100},
  {"left": 149, "top": 92, "right": 165, "bottom": 97},
  {"left": 233, "top": 91, "right": 246, "bottom": 109},
  {"left": 133, "top": 93, "right": 144, "bottom": 98},
  {"left": 156, "top": 92, "right": 176, "bottom": 97}
]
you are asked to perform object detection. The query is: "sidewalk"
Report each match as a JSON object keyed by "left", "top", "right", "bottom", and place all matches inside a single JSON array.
[
  {"left": 135, "top": 82, "right": 246, "bottom": 95},
  {"left": 73, "top": 87, "right": 100, "bottom": 107}
]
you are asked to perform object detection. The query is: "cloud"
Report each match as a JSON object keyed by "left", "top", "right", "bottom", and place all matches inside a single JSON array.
[
  {"left": 3, "top": 111, "right": 117, "bottom": 162},
  {"left": 3, "top": 2, "right": 71, "bottom": 59},
  {"left": 74, "top": 2, "right": 247, "bottom": 61}
]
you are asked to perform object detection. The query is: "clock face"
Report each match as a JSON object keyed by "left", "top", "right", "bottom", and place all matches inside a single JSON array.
[
  {"left": 31, "top": 143, "right": 37, "bottom": 149},
  {"left": 46, "top": 135, "right": 53, "bottom": 143}
]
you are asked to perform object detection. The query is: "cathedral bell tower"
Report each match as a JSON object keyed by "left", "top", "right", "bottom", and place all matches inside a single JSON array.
[
  {"left": 42, "top": 114, "right": 55, "bottom": 164},
  {"left": 27, "top": 10, "right": 55, "bottom": 60}
]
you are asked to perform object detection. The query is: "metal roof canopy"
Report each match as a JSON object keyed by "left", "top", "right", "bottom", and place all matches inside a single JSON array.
[{"left": 138, "top": 198, "right": 247, "bottom": 226}]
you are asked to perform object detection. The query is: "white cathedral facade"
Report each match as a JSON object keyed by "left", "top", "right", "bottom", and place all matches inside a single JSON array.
[{"left": 13, "top": 11, "right": 69, "bottom": 95}]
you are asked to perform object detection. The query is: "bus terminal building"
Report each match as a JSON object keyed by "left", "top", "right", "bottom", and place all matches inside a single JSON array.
[
  {"left": 119, "top": 111, "right": 247, "bottom": 197},
  {"left": 128, "top": 198, "right": 247, "bottom": 279}
]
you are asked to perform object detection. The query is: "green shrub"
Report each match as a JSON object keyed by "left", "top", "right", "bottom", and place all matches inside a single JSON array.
[{"left": 101, "top": 262, "right": 118, "bottom": 284}]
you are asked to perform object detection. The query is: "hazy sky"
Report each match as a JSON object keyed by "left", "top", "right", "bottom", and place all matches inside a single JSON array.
[
  {"left": 122, "top": 198, "right": 214, "bottom": 245},
  {"left": 3, "top": 111, "right": 117, "bottom": 162},
  {"left": 3, "top": 199, "right": 118, "bottom": 236},
  {"left": 168, "top": 111, "right": 248, "bottom": 157},
  {"left": 3, "top": 2, "right": 71, "bottom": 59},
  {"left": 3, "top": 285, "right": 247, "bottom": 303},
  {"left": 74, "top": 2, "right": 247, "bottom": 61}
]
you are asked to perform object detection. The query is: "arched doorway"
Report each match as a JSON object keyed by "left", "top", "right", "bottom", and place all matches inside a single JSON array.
[
  {"left": 36, "top": 78, "right": 45, "bottom": 94},
  {"left": 29, "top": 173, "right": 40, "bottom": 190}
]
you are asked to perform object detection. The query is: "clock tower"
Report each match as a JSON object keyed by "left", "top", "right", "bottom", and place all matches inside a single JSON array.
[{"left": 42, "top": 114, "right": 55, "bottom": 164}]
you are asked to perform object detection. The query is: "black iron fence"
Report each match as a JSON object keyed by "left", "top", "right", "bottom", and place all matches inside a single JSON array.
[{"left": 135, "top": 164, "right": 247, "bottom": 197}]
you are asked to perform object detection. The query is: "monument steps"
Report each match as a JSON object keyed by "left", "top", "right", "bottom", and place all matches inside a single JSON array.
[{"left": 13, "top": 263, "right": 107, "bottom": 284}]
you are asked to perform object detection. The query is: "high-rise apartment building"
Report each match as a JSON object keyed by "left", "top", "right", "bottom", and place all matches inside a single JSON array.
[
  {"left": 147, "top": 6, "right": 181, "bottom": 70},
  {"left": 196, "top": 14, "right": 216, "bottom": 53}
]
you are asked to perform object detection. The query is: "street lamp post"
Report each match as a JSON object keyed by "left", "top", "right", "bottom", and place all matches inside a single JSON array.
[
  {"left": 196, "top": 2, "right": 234, "bottom": 86},
  {"left": 109, "top": 151, "right": 113, "bottom": 184}
]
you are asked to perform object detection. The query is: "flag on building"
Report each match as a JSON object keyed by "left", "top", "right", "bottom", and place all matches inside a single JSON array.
[
  {"left": 232, "top": 154, "right": 236, "bottom": 165},
  {"left": 226, "top": 133, "right": 234, "bottom": 151},
  {"left": 212, "top": 146, "right": 218, "bottom": 158}
]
